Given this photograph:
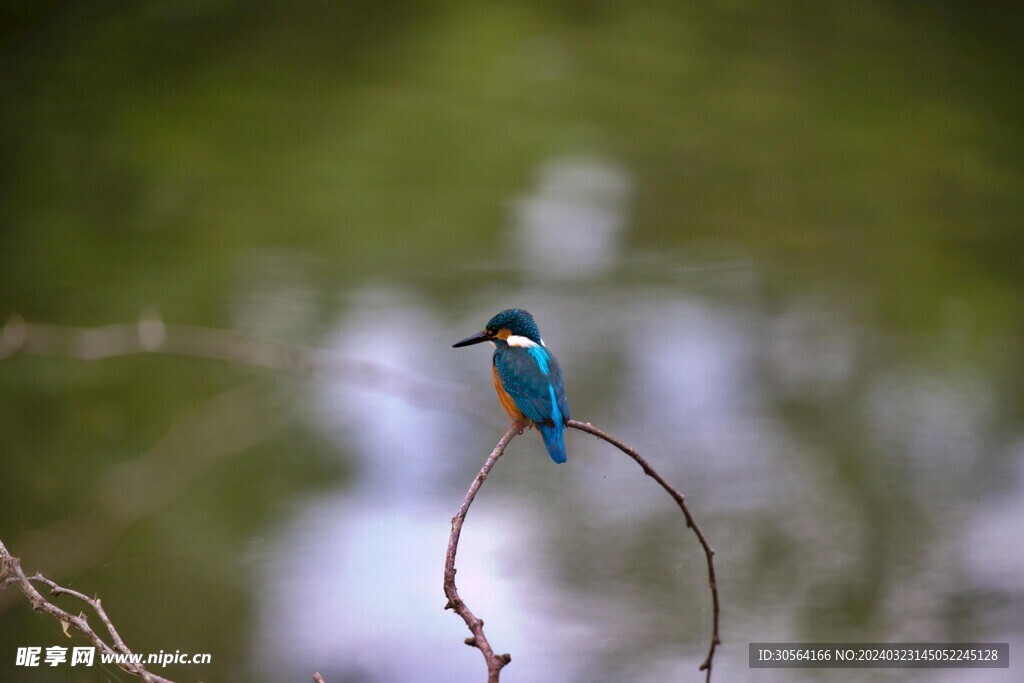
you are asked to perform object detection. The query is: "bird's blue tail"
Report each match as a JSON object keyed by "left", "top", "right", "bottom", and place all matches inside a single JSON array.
[{"left": 537, "top": 422, "right": 567, "bottom": 464}]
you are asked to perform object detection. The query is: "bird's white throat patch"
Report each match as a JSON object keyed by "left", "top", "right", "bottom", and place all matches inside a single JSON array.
[{"left": 506, "top": 335, "right": 540, "bottom": 348}]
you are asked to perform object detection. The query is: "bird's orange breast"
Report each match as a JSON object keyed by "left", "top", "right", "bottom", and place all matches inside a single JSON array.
[{"left": 492, "top": 364, "right": 526, "bottom": 422}]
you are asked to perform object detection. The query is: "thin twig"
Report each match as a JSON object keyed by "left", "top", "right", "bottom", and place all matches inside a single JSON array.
[
  {"left": 443, "top": 424, "right": 521, "bottom": 683},
  {"left": 0, "top": 315, "right": 494, "bottom": 424},
  {"left": 0, "top": 538, "right": 174, "bottom": 683},
  {"left": 567, "top": 419, "right": 720, "bottom": 682}
]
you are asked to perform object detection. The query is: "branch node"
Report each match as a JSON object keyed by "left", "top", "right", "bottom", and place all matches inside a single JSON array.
[{"left": 0, "top": 538, "right": 176, "bottom": 683}]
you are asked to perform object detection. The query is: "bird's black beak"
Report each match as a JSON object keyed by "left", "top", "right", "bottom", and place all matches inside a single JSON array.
[{"left": 452, "top": 330, "right": 493, "bottom": 348}]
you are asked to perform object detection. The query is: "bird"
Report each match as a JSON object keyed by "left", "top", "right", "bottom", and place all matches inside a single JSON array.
[{"left": 453, "top": 308, "right": 571, "bottom": 463}]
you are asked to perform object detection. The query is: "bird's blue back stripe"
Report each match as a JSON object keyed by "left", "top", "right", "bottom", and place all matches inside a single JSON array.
[
  {"left": 528, "top": 346, "right": 550, "bottom": 375},
  {"left": 548, "top": 384, "right": 561, "bottom": 424}
]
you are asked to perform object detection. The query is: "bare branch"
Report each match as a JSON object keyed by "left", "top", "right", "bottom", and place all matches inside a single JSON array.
[
  {"left": 0, "top": 538, "right": 174, "bottom": 683},
  {"left": 567, "top": 419, "right": 721, "bottom": 682},
  {"left": 0, "top": 315, "right": 494, "bottom": 424},
  {"left": 447, "top": 420, "right": 720, "bottom": 682},
  {"left": 443, "top": 424, "right": 521, "bottom": 683}
]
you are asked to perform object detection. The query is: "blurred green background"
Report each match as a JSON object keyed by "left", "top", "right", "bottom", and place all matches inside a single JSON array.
[{"left": 1, "top": 2, "right": 1022, "bottom": 681}]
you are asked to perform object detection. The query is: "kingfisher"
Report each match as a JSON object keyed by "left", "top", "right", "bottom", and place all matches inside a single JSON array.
[{"left": 453, "top": 308, "right": 571, "bottom": 463}]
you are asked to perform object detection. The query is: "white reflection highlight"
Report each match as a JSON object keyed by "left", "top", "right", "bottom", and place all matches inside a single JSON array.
[
  {"left": 625, "top": 296, "right": 787, "bottom": 512},
  {"left": 514, "top": 156, "right": 632, "bottom": 279},
  {"left": 231, "top": 247, "right": 320, "bottom": 339},
  {"left": 315, "top": 287, "right": 463, "bottom": 498},
  {"left": 965, "top": 439, "right": 1024, "bottom": 594},
  {"left": 253, "top": 496, "right": 573, "bottom": 682}
]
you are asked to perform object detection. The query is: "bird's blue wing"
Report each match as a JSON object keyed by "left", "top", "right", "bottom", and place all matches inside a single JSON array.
[{"left": 494, "top": 346, "right": 569, "bottom": 426}]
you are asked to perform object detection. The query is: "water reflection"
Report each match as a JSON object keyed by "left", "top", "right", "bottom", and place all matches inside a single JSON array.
[{"left": 1, "top": 3, "right": 1021, "bottom": 682}]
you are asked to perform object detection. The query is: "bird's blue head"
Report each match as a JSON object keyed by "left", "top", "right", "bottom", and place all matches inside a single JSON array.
[{"left": 452, "top": 308, "right": 543, "bottom": 348}]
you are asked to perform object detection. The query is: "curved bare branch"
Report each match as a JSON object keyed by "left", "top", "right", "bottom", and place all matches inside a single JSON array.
[
  {"left": 567, "top": 419, "right": 720, "bottom": 682},
  {"left": 443, "top": 424, "right": 521, "bottom": 682}
]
